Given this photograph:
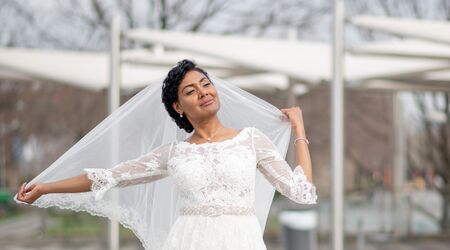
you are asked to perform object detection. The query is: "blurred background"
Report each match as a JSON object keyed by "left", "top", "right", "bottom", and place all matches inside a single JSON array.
[{"left": 0, "top": 0, "right": 449, "bottom": 249}]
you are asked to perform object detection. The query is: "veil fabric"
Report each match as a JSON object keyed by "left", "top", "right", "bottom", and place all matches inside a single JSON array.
[{"left": 14, "top": 74, "right": 291, "bottom": 250}]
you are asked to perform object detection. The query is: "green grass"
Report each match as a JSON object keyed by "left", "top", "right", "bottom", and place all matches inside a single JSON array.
[{"left": 47, "top": 212, "right": 101, "bottom": 236}]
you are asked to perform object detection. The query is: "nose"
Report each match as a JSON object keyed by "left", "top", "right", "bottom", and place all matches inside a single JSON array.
[{"left": 198, "top": 87, "right": 208, "bottom": 98}]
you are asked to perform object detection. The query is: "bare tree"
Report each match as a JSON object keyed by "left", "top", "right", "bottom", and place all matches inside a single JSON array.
[
  {"left": 348, "top": 0, "right": 450, "bottom": 232},
  {"left": 0, "top": 0, "right": 328, "bottom": 51},
  {"left": 408, "top": 93, "right": 450, "bottom": 232}
]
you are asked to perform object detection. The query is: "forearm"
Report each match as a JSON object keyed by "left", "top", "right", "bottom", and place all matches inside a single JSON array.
[
  {"left": 293, "top": 126, "right": 313, "bottom": 182},
  {"left": 40, "top": 174, "right": 93, "bottom": 195}
]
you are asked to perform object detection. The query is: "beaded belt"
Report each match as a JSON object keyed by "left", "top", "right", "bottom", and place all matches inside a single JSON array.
[{"left": 180, "top": 205, "right": 256, "bottom": 217}]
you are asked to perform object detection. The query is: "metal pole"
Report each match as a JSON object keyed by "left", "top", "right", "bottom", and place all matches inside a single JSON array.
[
  {"left": 393, "top": 92, "right": 406, "bottom": 236},
  {"left": 287, "top": 78, "right": 296, "bottom": 164},
  {"left": 332, "top": 1, "right": 345, "bottom": 250},
  {"left": 108, "top": 14, "right": 121, "bottom": 250},
  {"left": 287, "top": 31, "right": 297, "bottom": 167}
]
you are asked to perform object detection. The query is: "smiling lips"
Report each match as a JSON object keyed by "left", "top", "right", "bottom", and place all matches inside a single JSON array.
[{"left": 200, "top": 99, "right": 214, "bottom": 107}]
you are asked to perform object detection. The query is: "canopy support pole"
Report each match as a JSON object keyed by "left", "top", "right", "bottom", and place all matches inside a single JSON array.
[
  {"left": 108, "top": 14, "right": 122, "bottom": 250},
  {"left": 332, "top": 1, "right": 345, "bottom": 250}
]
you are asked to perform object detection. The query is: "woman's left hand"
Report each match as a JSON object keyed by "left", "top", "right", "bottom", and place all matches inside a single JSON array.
[{"left": 280, "top": 106, "right": 305, "bottom": 132}]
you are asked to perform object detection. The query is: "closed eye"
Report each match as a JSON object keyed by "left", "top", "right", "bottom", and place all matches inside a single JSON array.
[{"left": 185, "top": 82, "right": 211, "bottom": 95}]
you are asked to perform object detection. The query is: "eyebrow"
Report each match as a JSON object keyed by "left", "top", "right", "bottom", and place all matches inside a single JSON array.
[{"left": 181, "top": 77, "right": 208, "bottom": 92}]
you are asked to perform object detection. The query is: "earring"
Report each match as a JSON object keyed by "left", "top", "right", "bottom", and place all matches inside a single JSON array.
[{"left": 179, "top": 112, "right": 183, "bottom": 118}]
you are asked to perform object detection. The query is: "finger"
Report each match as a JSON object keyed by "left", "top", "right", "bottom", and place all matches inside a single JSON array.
[
  {"left": 18, "top": 192, "right": 28, "bottom": 203},
  {"left": 20, "top": 183, "right": 26, "bottom": 196},
  {"left": 17, "top": 190, "right": 23, "bottom": 201},
  {"left": 23, "top": 181, "right": 27, "bottom": 190},
  {"left": 25, "top": 184, "right": 36, "bottom": 193},
  {"left": 28, "top": 189, "right": 40, "bottom": 203},
  {"left": 22, "top": 197, "right": 31, "bottom": 204},
  {"left": 26, "top": 190, "right": 36, "bottom": 201}
]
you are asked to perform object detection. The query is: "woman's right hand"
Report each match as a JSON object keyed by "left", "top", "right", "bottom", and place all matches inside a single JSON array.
[{"left": 16, "top": 182, "right": 45, "bottom": 204}]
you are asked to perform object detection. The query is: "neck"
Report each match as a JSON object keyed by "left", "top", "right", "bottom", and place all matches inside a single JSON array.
[{"left": 190, "top": 116, "right": 225, "bottom": 140}]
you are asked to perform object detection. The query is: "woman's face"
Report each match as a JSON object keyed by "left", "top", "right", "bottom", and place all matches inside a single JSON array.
[{"left": 172, "top": 70, "right": 220, "bottom": 122}]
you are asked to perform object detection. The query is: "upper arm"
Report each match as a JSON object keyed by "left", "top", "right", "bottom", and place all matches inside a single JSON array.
[{"left": 84, "top": 142, "right": 173, "bottom": 200}]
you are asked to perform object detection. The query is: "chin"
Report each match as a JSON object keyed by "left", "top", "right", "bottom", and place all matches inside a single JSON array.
[
  {"left": 200, "top": 104, "right": 220, "bottom": 117},
  {"left": 207, "top": 106, "right": 220, "bottom": 115},
  {"left": 210, "top": 101, "right": 220, "bottom": 113}
]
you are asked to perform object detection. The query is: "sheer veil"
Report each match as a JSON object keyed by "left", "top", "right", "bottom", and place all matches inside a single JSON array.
[{"left": 14, "top": 74, "right": 292, "bottom": 250}]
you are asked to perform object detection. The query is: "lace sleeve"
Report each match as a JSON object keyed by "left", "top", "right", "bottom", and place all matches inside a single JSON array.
[
  {"left": 252, "top": 127, "right": 317, "bottom": 204},
  {"left": 83, "top": 142, "right": 173, "bottom": 200}
]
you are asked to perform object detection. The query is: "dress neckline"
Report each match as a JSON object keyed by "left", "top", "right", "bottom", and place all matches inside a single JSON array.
[{"left": 178, "top": 127, "right": 250, "bottom": 146}]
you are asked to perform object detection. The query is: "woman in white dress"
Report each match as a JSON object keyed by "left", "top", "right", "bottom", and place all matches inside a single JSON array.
[{"left": 16, "top": 59, "right": 317, "bottom": 250}]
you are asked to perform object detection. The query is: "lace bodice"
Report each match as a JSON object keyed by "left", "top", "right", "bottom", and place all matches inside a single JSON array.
[{"left": 84, "top": 127, "right": 317, "bottom": 216}]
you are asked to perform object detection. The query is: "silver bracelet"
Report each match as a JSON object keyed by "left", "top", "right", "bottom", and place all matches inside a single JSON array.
[{"left": 294, "top": 137, "right": 309, "bottom": 146}]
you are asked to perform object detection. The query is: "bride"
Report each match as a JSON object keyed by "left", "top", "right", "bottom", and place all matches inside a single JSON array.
[{"left": 15, "top": 59, "right": 317, "bottom": 250}]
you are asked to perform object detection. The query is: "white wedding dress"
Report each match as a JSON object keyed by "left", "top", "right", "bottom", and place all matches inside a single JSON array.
[{"left": 84, "top": 127, "right": 317, "bottom": 250}]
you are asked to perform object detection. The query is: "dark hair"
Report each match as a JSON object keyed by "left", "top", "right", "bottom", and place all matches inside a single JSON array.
[{"left": 161, "top": 59, "right": 211, "bottom": 133}]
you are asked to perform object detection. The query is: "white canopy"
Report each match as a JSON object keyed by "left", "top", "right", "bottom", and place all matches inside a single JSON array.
[
  {"left": 0, "top": 48, "right": 311, "bottom": 93},
  {"left": 0, "top": 48, "right": 164, "bottom": 90},
  {"left": 349, "top": 15, "right": 450, "bottom": 45},
  {"left": 422, "top": 69, "right": 450, "bottom": 82},
  {"left": 0, "top": 48, "right": 256, "bottom": 91},
  {"left": 125, "top": 29, "right": 448, "bottom": 85},
  {"left": 1, "top": 29, "right": 449, "bottom": 92},
  {"left": 350, "top": 39, "right": 450, "bottom": 60},
  {"left": 350, "top": 39, "right": 450, "bottom": 85}
]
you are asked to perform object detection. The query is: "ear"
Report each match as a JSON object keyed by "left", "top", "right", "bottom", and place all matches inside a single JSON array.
[{"left": 172, "top": 102, "right": 182, "bottom": 114}]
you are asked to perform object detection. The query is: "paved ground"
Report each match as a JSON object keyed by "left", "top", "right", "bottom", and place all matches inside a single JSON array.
[
  {"left": 0, "top": 212, "right": 46, "bottom": 239},
  {"left": 0, "top": 238, "right": 281, "bottom": 250},
  {"left": 0, "top": 235, "right": 283, "bottom": 250},
  {"left": 1, "top": 236, "right": 449, "bottom": 250},
  {"left": 1, "top": 211, "right": 448, "bottom": 250}
]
